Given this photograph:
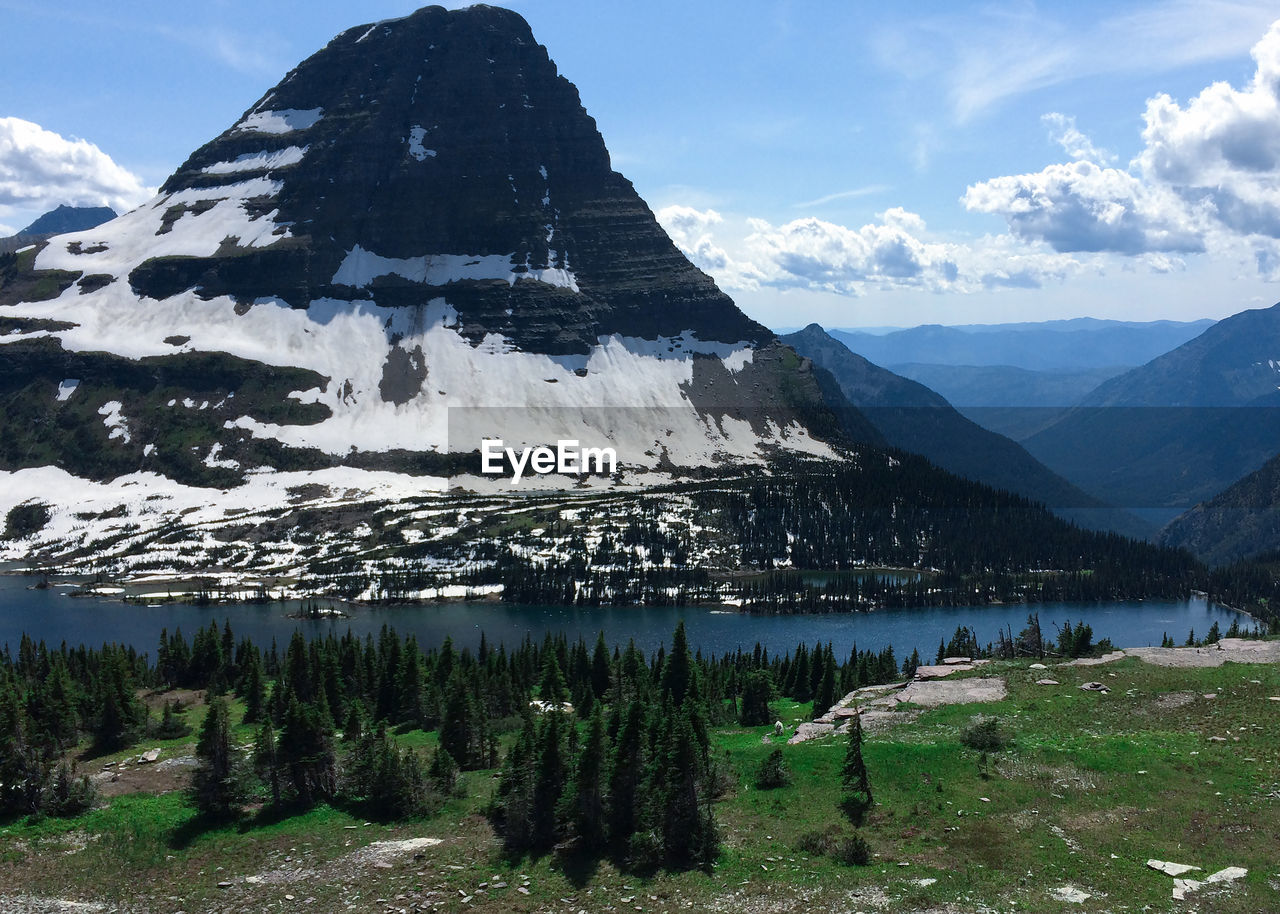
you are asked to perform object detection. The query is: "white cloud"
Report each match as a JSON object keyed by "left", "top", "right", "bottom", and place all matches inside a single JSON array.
[
  {"left": 963, "top": 18, "right": 1280, "bottom": 273},
  {"left": 0, "top": 117, "right": 152, "bottom": 226},
  {"left": 657, "top": 205, "right": 1080, "bottom": 298},
  {"left": 792, "top": 185, "right": 891, "bottom": 209},
  {"left": 1042, "top": 113, "right": 1114, "bottom": 164},
  {"left": 1137, "top": 19, "right": 1280, "bottom": 239},
  {"left": 961, "top": 159, "right": 1206, "bottom": 254}
]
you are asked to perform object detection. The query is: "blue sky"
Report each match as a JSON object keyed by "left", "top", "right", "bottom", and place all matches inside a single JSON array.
[{"left": 3, "top": 0, "right": 1280, "bottom": 327}]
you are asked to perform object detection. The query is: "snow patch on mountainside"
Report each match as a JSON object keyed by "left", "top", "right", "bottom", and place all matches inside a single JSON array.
[
  {"left": 407, "top": 126, "right": 436, "bottom": 160},
  {"left": 234, "top": 108, "right": 324, "bottom": 135},
  {"left": 331, "top": 244, "right": 579, "bottom": 292},
  {"left": 4, "top": 279, "right": 828, "bottom": 466},
  {"left": 33, "top": 176, "right": 289, "bottom": 280},
  {"left": 97, "top": 401, "right": 130, "bottom": 443},
  {"left": 202, "top": 146, "right": 309, "bottom": 174},
  {"left": 0, "top": 465, "right": 449, "bottom": 565}
]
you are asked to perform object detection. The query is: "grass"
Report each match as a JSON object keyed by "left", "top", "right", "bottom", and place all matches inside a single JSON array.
[{"left": 2, "top": 658, "right": 1279, "bottom": 912}]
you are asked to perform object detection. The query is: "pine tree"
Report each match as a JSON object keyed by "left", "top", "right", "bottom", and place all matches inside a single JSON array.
[
  {"left": 492, "top": 713, "right": 538, "bottom": 851},
  {"left": 840, "top": 713, "right": 872, "bottom": 820},
  {"left": 193, "top": 697, "right": 242, "bottom": 818},
  {"left": 607, "top": 699, "right": 647, "bottom": 848},
  {"left": 538, "top": 653, "right": 569, "bottom": 706},
  {"left": 254, "top": 720, "right": 281, "bottom": 807},
  {"left": 531, "top": 711, "right": 567, "bottom": 849},
  {"left": 659, "top": 706, "right": 717, "bottom": 869},
  {"left": 279, "top": 696, "right": 336, "bottom": 806},
  {"left": 427, "top": 746, "right": 459, "bottom": 796},
  {"left": 738, "top": 670, "right": 775, "bottom": 726},
  {"left": 566, "top": 705, "right": 607, "bottom": 846}
]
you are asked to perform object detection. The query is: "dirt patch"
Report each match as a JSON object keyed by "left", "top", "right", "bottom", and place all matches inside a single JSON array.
[
  {"left": 89, "top": 755, "right": 195, "bottom": 798},
  {"left": 0, "top": 897, "right": 111, "bottom": 913},
  {"left": 1150, "top": 691, "right": 1197, "bottom": 711}
]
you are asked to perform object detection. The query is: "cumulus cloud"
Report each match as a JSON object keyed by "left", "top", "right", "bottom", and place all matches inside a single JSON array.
[
  {"left": 657, "top": 204, "right": 766, "bottom": 289},
  {"left": 661, "top": 17, "right": 1280, "bottom": 298},
  {"left": 0, "top": 117, "right": 152, "bottom": 221},
  {"left": 1137, "top": 19, "right": 1280, "bottom": 240},
  {"left": 965, "top": 19, "right": 1280, "bottom": 273},
  {"left": 962, "top": 160, "right": 1206, "bottom": 254},
  {"left": 657, "top": 205, "right": 1079, "bottom": 297}
]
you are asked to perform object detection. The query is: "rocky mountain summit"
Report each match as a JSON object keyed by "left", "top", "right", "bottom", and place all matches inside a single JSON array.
[{"left": 0, "top": 4, "right": 840, "bottom": 511}]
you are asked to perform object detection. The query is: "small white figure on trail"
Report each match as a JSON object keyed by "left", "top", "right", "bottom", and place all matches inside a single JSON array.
[{"left": 774, "top": 720, "right": 784, "bottom": 735}]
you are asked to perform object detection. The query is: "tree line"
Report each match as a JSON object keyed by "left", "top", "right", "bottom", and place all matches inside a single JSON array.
[{"left": 0, "top": 621, "right": 904, "bottom": 870}]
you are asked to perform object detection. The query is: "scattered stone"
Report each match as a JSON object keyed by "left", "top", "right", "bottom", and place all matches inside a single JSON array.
[
  {"left": 217, "top": 881, "right": 233, "bottom": 889},
  {"left": 1203, "top": 693, "right": 1217, "bottom": 699},
  {"left": 915, "top": 877, "right": 937, "bottom": 887},
  {"left": 1079, "top": 682, "right": 1110, "bottom": 693},
  {"left": 1036, "top": 679, "right": 1059, "bottom": 685},
  {"left": 1148, "top": 860, "right": 1201, "bottom": 877},
  {"left": 1029, "top": 663, "right": 1047, "bottom": 670},
  {"left": 942, "top": 657, "right": 971, "bottom": 665},
  {"left": 1051, "top": 886, "right": 1091, "bottom": 903},
  {"left": 1208, "top": 736, "right": 1227, "bottom": 743},
  {"left": 139, "top": 748, "right": 161, "bottom": 763},
  {"left": 787, "top": 721, "right": 835, "bottom": 744}
]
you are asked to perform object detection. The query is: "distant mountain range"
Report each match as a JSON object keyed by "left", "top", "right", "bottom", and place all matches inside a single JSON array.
[
  {"left": 782, "top": 324, "right": 1151, "bottom": 536},
  {"left": 829, "top": 318, "right": 1214, "bottom": 372},
  {"left": 1023, "top": 303, "right": 1280, "bottom": 514}
]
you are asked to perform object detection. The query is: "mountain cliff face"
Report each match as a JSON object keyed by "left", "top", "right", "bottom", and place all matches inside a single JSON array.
[{"left": 0, "top": 4, "right": 839, "bottom": 504}]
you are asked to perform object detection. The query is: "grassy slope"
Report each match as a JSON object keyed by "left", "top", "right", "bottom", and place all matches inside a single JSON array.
[{"left": 2, "top": 659, "right": 1278, "bottom": 913}]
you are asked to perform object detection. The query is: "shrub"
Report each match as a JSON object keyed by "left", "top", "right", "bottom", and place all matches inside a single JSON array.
[
  {"left": 794, "top": 826, "right": 871, "bottom": 866},
  {"left": 754, "top": 748, "right": 790, "bottom": 790},
  {"left": 960, "top": 717, "right": 1007, "bottom": 752},
  {"left": 831, "top": 832, "right": 872, "bottom": 866}
]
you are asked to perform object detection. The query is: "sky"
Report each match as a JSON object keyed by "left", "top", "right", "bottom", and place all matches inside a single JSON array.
[{"left": 3, "top": 0, "right": 1280, "bottom": 328}]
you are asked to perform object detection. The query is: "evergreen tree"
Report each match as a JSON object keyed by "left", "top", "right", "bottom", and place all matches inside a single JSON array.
[
  {"left": 193, "top": 697, "right": 242, "bottom": 818},
  {"left": 278, "top": 696, "right": 336, "bottom": 805},
  {"left": 840, "top": 713, "right": 872, "bottom": 819},
  {"left": 755, "top": 747, "right": 790, "bottom": 790},
  {"left": 427, "top": 746, "right": 459, "bottom": 797},
  {"left": 531, "top": 711, "right": 567, "bottom": 849},
  {"left": 254, "top": 720, "right": 281, "bottom": 807},
  {"left": 566, "top": 704, "right": 607, "bottom": 846},
  {"left": 738, "top": 670, "right": 775, "bottom": 726}
]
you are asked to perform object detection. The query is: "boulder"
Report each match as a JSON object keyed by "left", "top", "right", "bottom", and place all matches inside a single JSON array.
[{"left": 1147, "top": 859, "right": 1201, "bottom": 877}]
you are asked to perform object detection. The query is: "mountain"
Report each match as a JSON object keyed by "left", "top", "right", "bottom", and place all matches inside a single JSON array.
[
  {"left": 0, "top": 5, "right": 842, "bottom": 506},
  {"left": 888, "top": 362, "right": 1124, "bottom": 440},
  {"left": 0, "top": 206, "right": 118, "bottom": 255},
  {"left": 782, "top": 325, "right": 1137, "bottom": 530},
  {"left": 1023, "top": 303, "right": 1280, "bottom": 514},
  {"left": 20, "top": 205, "right": 117, "bottom": 237},
  {"left": 1161, "top": 452, "right": 1280, "bottom": 564},
  {"left": 830, "top": 318, "right": 1214, "bottom": 372}
]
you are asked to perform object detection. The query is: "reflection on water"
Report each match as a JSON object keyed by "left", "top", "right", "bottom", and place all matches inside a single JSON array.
[{"left": 0, "top": 575, "right": 1249, "bottom": 660}]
